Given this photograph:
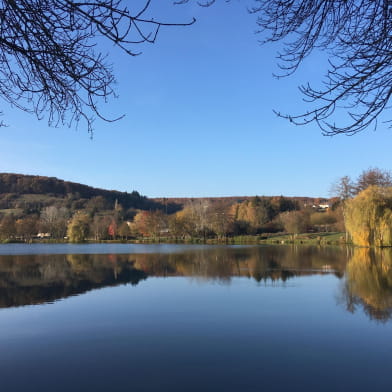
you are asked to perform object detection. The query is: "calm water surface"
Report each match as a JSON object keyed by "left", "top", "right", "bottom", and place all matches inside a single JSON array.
[{"left": 0, "top": 244, "right": 391, "bottom": 391}]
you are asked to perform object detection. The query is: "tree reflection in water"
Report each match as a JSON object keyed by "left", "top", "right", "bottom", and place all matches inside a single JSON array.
[
  {"left": 342, "top": 248, "right": 392, "bottom": 322},
  {"left": 10, "top": 243, "right": 392, "bottom": 323},
  {"left": 0, "top": 253, "right": 147, "bottom": 308},
  {"left": 0, "top": 246, "right": 350, "bottom": 308}
]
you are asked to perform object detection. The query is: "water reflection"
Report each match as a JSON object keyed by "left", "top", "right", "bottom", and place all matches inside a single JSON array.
[
  {"left": 0, "top": 246, "right": 347, "bottom": 308},
  {"left": 342, "top": 248, "right": 392, "bottom": 323},
  {"left": 0, "top": 253, "right": 147, "bottom": 308},
  {"left": 2, "top": 245, "right": 392, "bottom": 323}
]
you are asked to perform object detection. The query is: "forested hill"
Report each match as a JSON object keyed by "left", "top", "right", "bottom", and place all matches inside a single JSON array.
[{"left": 0, "top": 173, "right": 174, "bottom": 213}]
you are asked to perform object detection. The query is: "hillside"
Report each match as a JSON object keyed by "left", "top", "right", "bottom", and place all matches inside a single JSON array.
[
  {"left": 0, "top": 173, "right": 332, "bottom": 216},
  {"left": 0, "top": 173, "right": 178, "bottom": 217}
]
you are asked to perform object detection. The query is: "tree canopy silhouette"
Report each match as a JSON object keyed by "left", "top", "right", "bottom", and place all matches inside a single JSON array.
[
  {"left": 1, "top": 1, "right": 391, "bottom": 135},
  {"left": 0, "top": 0, "right": 194, "bottom": 133},
  {"left": 181, "top": 0, "right": 392, "bottom": 135}
]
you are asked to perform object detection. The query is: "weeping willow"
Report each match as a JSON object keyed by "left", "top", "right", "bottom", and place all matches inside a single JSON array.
[{"left": 345, "top": 186, "right": 392, "bottom": 247}]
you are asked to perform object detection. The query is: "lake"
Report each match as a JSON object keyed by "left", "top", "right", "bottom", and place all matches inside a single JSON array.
[{"left": 0, "top": 244, "right": 391, "bottom": 391}]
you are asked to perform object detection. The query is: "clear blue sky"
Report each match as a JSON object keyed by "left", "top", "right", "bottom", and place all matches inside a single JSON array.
[{"left": 0, "top": 1, "right": 391, "bottom": 198}]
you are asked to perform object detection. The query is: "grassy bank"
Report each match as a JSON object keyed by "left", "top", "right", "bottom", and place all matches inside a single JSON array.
[
  {"left": 120, "top": 232, "right": 347, "bottom": 246},
  {"left": 258, "top": 232, "right": 346, "bottom": 246},
  {"left": 2, "top": 232, "right": 347, "bottom": 246}
]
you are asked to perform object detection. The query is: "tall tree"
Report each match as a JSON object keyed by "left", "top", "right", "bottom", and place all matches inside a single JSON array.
[
  {"left": 185, "top": 199, "right": 211, "bottom": 238},
  {"left": 280, "top": 210, "right": 308, "bottom": 239},
  {"left": 145, "top": 210, "right": 168, "bottom": 239},
  {"left": 209, "top": 202, "right": 233, "bottom": 239},
  {"left": 91, "top": 214, "right": 112, "bottom": 241},
  {"left": 234, "top": 198, "right": 275, "bottom": 234},
  {"left": 40, "top": 206, "right": 70, "bottom": 239},
  {"left": 16, "top": 215, "right": 38, "bottom": 242},
  {"left": 331, "top": 176, "right": 356, "bottom": 201},
  {"left": 169, "top": 212, "right": 194, "bottom": 239},
  {"left": 118, "top": 221, "right": 131, "bottom": 240},
  {"left": 356, "top": 168, "right": 392, "bottom": 194},
  {"left": 0, "top": 214, "right": 16, "bottom": 240},
  {"left": 345, "top": 186, "right": 392, "bottom": 247},
  {"left": 67, "top": 212, "right": 90, "bottom": 242},
  {"left": 330, "top": 175, "right": 356, "bottom": 240},
  {"left": 331, "top": 169, "right": 392, "bottom": 241}
]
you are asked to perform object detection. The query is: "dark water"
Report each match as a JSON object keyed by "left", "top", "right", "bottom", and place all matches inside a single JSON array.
[{"left": 0, "top": 244, "right": 391, "bottom": 391}]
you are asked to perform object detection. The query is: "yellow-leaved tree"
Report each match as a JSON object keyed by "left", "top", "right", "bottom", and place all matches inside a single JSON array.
[
  {"left": 344, "top": 248, "right": 392, "bottom": 321},
  {"left": 345, "top": 186, "right": 392, "bottom": 247},
  {"left": 67, "top": 212, "right": 90, "bottom": 243}
]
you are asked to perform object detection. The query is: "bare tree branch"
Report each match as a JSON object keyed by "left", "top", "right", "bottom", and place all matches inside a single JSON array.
[
  {"left": 0, "top": 0, "right": 195, "bottom": 134},
  {"left": 180, "top": 0, "right": 392, "bottom": 135}
]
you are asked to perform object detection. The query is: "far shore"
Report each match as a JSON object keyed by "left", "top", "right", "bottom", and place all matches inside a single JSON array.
[{"left": 1, "top": 232, "right": 348, "bottom": 247}]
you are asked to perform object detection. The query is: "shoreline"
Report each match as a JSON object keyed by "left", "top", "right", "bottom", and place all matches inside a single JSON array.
[{"left": 1, "top": 232, "right": 348, "bottom": 247}]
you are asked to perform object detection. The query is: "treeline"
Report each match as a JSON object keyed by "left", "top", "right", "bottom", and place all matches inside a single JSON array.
[
  {"left": 63, "top": 196, "right": 342, "bottom": 242},
  {"left": 128, "top": 196, "right": 342, "bottom": 241},
  {"left": 0, "top": 194, "right": 343, "bottom": 243},
  {"left": 0, "top": 200, "right": 135, "bottom": 242}
]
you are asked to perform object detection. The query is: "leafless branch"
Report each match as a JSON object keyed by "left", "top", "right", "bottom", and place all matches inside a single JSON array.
[
  {"left": 179, "top": 0, "right": 392, "bottom": 135},
  {"left": 0, "top": 0, "right": 195, "bottom": 134}
]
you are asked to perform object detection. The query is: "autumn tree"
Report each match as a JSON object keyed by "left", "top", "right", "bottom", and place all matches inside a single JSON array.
[
  {"left": 107, "top": 219, "right": 118, "bottom": 240},
  {"left": 330, "top": 168, "right": 392, "bottom": 201},
  {"left": 0, "top": 214, "right": 16, "bottom": 240},
  {"left": 175, "top": 200, "right": 212, "bottom": 238},
  {"left": 67, "top": 212, "right": 91, "bottom": 242},
  {"left": 331, "top": 169, "right": 392, "bottom": 239},
  {"left": 130, "top": 211, "right": 149, "bottom": 237},
  {"left": 232, "top": 202, "right": 252, "bottom": 233},
  {"left": 345, "top": 186, "right": 392, "bottom": 247},
  {"left": 130, "top": 210, "right": 167, "bottom": 238},
  {"left": 118, "top": 221, "right": 131, "bottom": 240},
  {"left": 16, "top": 216, "right": 38, "bottom": 242},
  {"left": 309, "top": 211, "right": 337, "bottom": 233},
  {"left": 209, "top": 202, "right": 233, "bottom": 239},
  {"left": 168, "top": 211, "right": 195, "bottom": 239},
  {"left": 233, "top": 197, "right": 276, "bottom": 234},
  {"left": 230, "top": 203, "right": 251, "bottom": 235},
  {"left": 145, "top": 211, "right": 168, "bottom": 239},
  {"left": 85, "top": 196, "right": 111, "bottom": 214},
  {"left": 0, "top": 1, "right": 194, "bottom": 133},
  {"left": 90, "top": 214, "right": 112, "bottom": 241},
  {"left": 40, "top": 206, "right": 70, "bottom": 239},
  {"left": 280, "top": 210, "right": 308, "bottom": 239}
]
